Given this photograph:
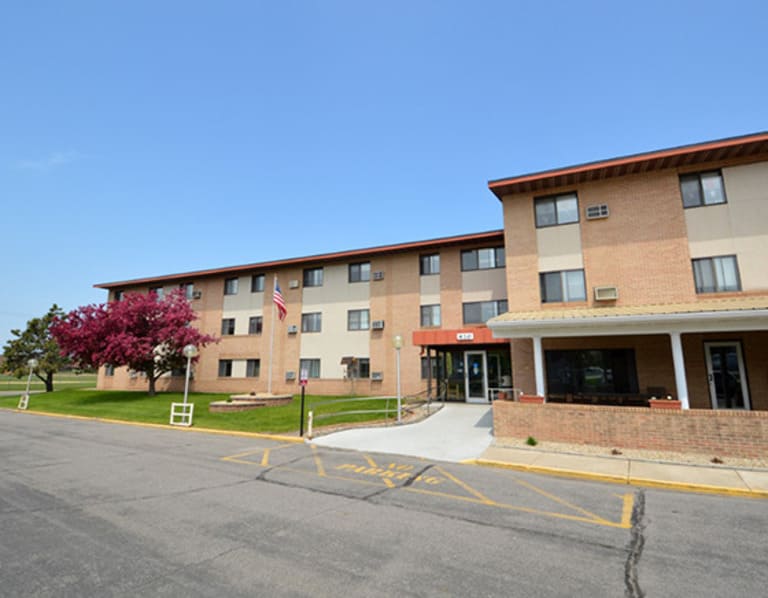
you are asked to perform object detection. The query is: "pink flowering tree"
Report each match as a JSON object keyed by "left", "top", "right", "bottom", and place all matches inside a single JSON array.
[{"left": 52, "top": 288, "right": 217, "bottom": 396}]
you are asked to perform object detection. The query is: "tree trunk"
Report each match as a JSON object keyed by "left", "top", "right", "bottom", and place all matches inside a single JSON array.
[
  {"left": 45, "top": 371, "right": 54, "bottom": 392},
  {"left": 147, "top": 374, "right": 157, "bottom": 397}
]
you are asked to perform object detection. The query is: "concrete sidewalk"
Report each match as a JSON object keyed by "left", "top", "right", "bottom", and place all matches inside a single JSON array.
[
  {"left": 472, "top": 444, "right": 768, "bottom": 498},
  {"left": 312, "top": 403, "right": 494, "bottom": 462}
]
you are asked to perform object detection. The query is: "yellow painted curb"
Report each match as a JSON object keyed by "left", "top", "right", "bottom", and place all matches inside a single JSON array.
[
  {"left": 468, "top": 458, "right": 768, "bottom": 499},
  {"left": 627, "top": 477, "right": 768, "bottom": 499},
  {"left": 4, "top": 408, "right": 304, "bottom": 443}
]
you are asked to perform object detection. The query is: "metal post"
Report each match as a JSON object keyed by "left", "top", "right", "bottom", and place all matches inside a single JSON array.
[
  {"left": 396, "top": 345, "right": 402, "bottom": 423},
  {"left": 299, "top": 384, "right": 306, "bottom": 436},
  {"left": 183, "top": 354, "right": 192, "bottom": 405}
]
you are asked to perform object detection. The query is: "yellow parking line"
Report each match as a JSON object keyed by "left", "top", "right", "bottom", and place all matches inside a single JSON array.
[
  {"left": 311, "top": 444, "right": 326, "bottom": 477},
  {"left": 621, "top": 493, "right": 634, "bottom": 528},
  {"left": 434, "top": 466, "right": 494, "bottom": 505}
]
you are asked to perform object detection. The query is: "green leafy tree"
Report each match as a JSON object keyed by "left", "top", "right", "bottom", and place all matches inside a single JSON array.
[{"left": 2, "top": 305, "right": 70, "bottom": 392}]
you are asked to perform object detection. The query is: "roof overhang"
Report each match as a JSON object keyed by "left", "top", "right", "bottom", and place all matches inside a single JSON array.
[
  {"left": 488, "top": 131, "right": 768, "bottom": 199},
  {"left": 95, "top": 229, "right": 504, "bottom": 290},
  {"left": 488, "top": 298, "right": 768, "bottom": 338}
]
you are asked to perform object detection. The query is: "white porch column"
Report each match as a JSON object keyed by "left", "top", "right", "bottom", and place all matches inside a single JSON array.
[
  {"left": 532, "top": 336, "right": 546, "bottom": 397},
  {"left": 670, "top": 332, "right": 690, "bottom": 409}
]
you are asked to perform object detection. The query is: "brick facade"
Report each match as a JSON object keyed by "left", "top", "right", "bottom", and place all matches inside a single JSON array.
[{"left": 493, "top": 400, "right": 768, "bottom": 459}]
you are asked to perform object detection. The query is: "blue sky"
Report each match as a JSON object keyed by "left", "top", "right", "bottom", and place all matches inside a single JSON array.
[{"left": 1, "top": 1, "right": 766, "bottom": 347}]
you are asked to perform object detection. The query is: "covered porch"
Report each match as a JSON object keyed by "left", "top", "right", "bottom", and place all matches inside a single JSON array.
[{"left": 488, "top": 297, "right": 768, "bottom": 410}]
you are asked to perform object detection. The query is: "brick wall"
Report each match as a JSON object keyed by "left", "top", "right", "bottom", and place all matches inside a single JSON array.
[{"left": 493, "top": 401, "right": 768, "bottom": 459}]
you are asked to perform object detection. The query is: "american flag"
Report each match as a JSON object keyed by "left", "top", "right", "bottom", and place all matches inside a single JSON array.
[{"left": 273, "top": 281, "right": 287, "bottom": 321}]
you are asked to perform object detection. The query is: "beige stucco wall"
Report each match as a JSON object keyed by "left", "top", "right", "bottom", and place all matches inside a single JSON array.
[
  {"left": 536, "top": 223, "right": 583, "bottom": 272},
  {"left": 686, "top": 162, "right": 768, "bottom": 291},
  {"left": 420, "top": 273, "right": 441, "bottom": 304},
  {"left": 301, "top": 263, "right": 370, "bottom": 378},
  {"left": 462, "top": 268, "right": 507, "bottom": 302}
]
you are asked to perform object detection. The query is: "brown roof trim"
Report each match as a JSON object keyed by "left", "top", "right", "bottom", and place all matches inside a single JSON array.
[
  {"left": 95, "top": 229, "right": 505, "bottom": 289},
  {"left": 488, "top": 131, "right": 768, "bottom": 199}
]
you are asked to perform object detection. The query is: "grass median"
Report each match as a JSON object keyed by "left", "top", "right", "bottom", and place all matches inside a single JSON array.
[{"left": 0, "top": 388, "right": 398, "bottom": 434}]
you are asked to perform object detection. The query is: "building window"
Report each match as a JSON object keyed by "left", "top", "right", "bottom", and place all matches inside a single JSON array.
[
  {"left": 540, "top": 270, "right": 587, "bottom": 303},
  {"left": 348, "top": 309, "right": 370, "bottom": 330},
  {"left": 221, "top": 318, "right": 236, "bottom": 335},
  {"left": 545, "top": 349, "right": 639, "bottom": 395},
  {"left": 113, "top": 290, "right": 124, "bottom": 302},
  {"left": 224, "top": 277, "right": 239, "bottom": 295},
  {"left": 420, "top": 304, "right": 441, "bottom": 327},
  {"left": 421, "top": 356, "right": 439, "bottom": 379},
  {"left": 303, "top": 267, "right": 323, "bottom": 287},
  {"left": 693, "top": 256, "right": 741, "bottom": 293},
  {"left": 462, "top": 300, "right": 508, "bottom": 324},
  {"left": 680, "top": 171, "right": 727, "bottom": 208},
  {"left": 299, "top": 358, "right": 321, "bottom": 378},
  {"left": 251, "top": 274, "right": 265, "bottom": 293},
  {"left": 248, "top": 316, "right": 263, "bottom": 335},
  {"left": 353, "top": 358, "right": 370, "bottom": 379},
  {"left": 349, "top": 262, "right": 371, "bottom": 283},
  {"left": 461, "top": 247, "right": 505, "bottom": 271},
  {"left": 218, "top": 360, "right": 233, "bottom": 377},
  {"left": 301, "top": 312, "right": 322, "bottom": 333},
  {"left": 420, "top": 254, "right": 440, "bottom": 275},
  {"left": 104, "top": 364, "right": 115, "bottom": 377},
  {"left": 534, "top": 192, "right": 579, "bottom": 228},
  {"left": 246, "top": 359, "right": 260, "bottom": 378},
  {"left": 149, "top": 287, "right": 164, "bottom": 300},
  {"left": 182, "top": 283, "right": 194, "bottom": 300}
]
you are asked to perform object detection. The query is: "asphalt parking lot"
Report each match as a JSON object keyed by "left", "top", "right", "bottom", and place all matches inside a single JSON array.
[{"left": 1, "top": 411, "right": 766, "bottom": 597}]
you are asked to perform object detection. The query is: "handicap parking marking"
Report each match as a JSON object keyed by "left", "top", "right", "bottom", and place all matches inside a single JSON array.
[
  {"left": 220, "top": 443, "right": 633, "bottom": 529},
  {"left": 220, "top": 442, "right": 301, "bottom": 467}
]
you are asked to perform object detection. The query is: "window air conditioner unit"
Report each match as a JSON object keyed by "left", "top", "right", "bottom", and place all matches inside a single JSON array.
[
  {"left": 371, "top": 371, "right": 383, "bottom": 381},
  {"left": 285, "top": 371, "right": 296, "bottom": 380},
  {"left": 372, "top": 271, "right": 385, "bottom": 281},
  {"left": 594, "top": 286, "right": 619, "bottom": 301},
  {"left": 371, "top": 320, "right": 385, "bottom": 330},
  {"left": 192, "top": 290, "right": 203, "bottom": 299},
  {"left": 585, "top": 204, "right": 609, "bottom": 220},
  {"left": 289, "top": 280, "right": 300, "bottom": 289},
  {"left": 287, "top": 325, "right": 298, "bottom": 334}
]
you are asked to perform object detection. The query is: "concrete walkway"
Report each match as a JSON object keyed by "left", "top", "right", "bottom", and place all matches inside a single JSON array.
[{"left": 312, "top": 403, "right": 494, "bottom": 462}]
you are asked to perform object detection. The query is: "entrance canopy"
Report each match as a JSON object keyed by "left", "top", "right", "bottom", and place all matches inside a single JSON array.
[
  {"left": 488, "top": 297, "right": 768, "bottom": 338},
  {"left": 488, "top": 296, "right": 768, "bottom": 409}
]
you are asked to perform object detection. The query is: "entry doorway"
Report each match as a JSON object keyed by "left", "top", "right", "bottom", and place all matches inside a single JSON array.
[
  {"left": 464, "top": 351, "right": 488, "bottom": 404},
  {"left": 704, "top": 342, "right": 750, "bottom": 410}
]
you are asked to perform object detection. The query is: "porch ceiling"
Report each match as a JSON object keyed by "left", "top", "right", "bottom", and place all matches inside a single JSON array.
[{"left": 488, "top": 296, "right": 768, "bottom": 338}]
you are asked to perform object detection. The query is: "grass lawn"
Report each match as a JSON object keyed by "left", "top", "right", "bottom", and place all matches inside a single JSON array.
[
  {"left": 0, "top": 372, "right": 97, "bottom": 392},
  {"left": 0, "top": 388, "right": 397, "bottom": 434}
]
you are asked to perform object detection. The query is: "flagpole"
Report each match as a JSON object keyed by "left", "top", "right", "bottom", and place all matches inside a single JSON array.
[{"left": 268, "top": 275, "right": 277, "bottom": 395}]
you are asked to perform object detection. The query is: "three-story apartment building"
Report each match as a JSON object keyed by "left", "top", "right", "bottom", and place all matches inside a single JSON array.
[{"left": 96, "top": 231, "right": 512, "bottom": 401}]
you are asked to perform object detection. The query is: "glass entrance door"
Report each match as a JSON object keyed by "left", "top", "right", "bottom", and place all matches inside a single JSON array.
[
  {"left": 464, "top": 351, "right": 488, "bottom": 403},
  {"left": 704, "top": 342, "right": 750, "bottom": 409}
]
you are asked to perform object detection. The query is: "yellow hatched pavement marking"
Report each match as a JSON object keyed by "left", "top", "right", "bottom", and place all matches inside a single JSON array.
[
  {"left": 511, "top": 477, "right": 615, "bottom": 526},
  {"left": 220, "top": 443, "right": 297, "bottom": 466},
  {"left": 433, "top": 466, "right": 494, "bottom": 505}
]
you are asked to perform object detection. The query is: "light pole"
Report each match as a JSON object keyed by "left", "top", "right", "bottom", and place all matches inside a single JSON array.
[
  {"left": 19, "top": 358, "right": 38, "bottom": 410},
  {"left": 182, "top": 344, "right": 198, "bottom": 405},
  {"left": 393, "top": 335, "right": 403, "bottom": 423}
]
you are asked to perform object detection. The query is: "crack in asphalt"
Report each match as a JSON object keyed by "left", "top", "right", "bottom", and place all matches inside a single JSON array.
[{"left": 624, "top": 489, "right": 646, "bottom": 598}]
